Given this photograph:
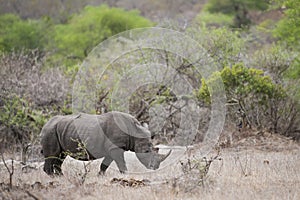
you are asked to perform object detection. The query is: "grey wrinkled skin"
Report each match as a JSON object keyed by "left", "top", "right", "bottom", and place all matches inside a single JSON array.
[{"left": 40, "top": 111, "right": 171, "bottom": 175}]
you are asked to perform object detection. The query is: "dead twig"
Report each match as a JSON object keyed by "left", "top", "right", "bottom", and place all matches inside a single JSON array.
[
  {"left": 1, "top": 153, "right": 14, "bottom": 189},
  {"left": 26, "top": 191, "right": 40, "bottom": 200}
]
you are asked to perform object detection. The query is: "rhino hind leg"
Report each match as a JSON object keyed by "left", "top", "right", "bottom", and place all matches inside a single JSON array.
[
  {"left": 44, "top": 153, "right": 66, "bottom": 175},
  {"left": 99, "top": 156, "right": 113, "bottom": 175}
]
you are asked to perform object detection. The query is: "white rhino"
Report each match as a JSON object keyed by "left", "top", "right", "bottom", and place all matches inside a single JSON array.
[{"left": 40, "top": 111, "right": 171, "bottom": 175}]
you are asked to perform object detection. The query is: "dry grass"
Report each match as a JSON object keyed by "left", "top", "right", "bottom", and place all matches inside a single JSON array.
[{"left": 1, "top": 136, "right": 300, "bottom": 200}]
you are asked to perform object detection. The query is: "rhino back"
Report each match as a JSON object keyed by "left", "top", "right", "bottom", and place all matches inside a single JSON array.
[
  {"left": 99, "top": 112, "right": 151, "bottom": 152},
  {"left": 56, "top": 114, "right": 107, "bottom": 159}
]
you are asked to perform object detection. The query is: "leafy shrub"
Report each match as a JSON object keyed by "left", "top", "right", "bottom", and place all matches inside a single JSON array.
[
  {"left": 252, "top": 44, "right": 297, "bottom": 81},
  {"left": 50, "top": 5, "right": 153, "bottom": 68},
  {"left": 252, "top": 45, "right": 300, "bottom": 138},
  {"left": 188, "top": 27, "right": 245, "bottom": 66},
  {"left": 204, "top": 0, "right": 269, "bottom": 28},
  {"left": 0, "top": 93, "right": 48, "bottom": 147},
  {"left": 197, "top": 64, "right": 293, "bottom": 134},
  {"left": 0, "top": 14, "right": 48, "bottom": 52},
  {"left": 205, "top": 0, "right": 269, "bottom": 15},
  {"left": 273, "top": 0, "right": 300, "bottom": 49},
  {"left": 194, "top": 11, "right": 234, "bottom": 27}
]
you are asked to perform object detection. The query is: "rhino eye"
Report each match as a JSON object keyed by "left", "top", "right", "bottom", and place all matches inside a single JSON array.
[{"left": 144, "top": 150, "right": 150, "bottom": 153}]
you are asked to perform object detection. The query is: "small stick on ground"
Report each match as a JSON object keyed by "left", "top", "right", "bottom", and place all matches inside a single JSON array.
[{"left": 26, "top": 191, "right": 40, "bottom": 200}]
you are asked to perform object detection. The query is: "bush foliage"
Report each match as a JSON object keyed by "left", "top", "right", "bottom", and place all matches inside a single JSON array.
[
  {"left": 273, "top": 0, "right": 300, "bottom": 49},
  {"left": 0, "top": 1, "right": 300, "bottom": 146},
  {"left": 204, "top": 0, "right": 269, "bottom": 27},
  {"left": 0, "top": 4, "right": 153, "bottom": 146},
  {"left": 49, "top": 5, "right": 153, "bottom": 67},
  {"left": 197, "top": 64, "right": 293, "bottom": 134},
  {"left": 0, "top": 14, "right": 47, "bottom": 52}
]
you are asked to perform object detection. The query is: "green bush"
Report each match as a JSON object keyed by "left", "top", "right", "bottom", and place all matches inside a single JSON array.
[
  {"left": 197, "top": 64, "right": 288, "bottom": 132},
  {"left": 252, "top": 44, "right": 298, "bottom": 80},
  {"left": 205, "top": 0, "right": 269, "bottom": 15},
  {"left": 273, "top": 0, "right": 300, "bottom": 49},
  {"left": 0, "top": 14, "right": 48, "bottom": 52},
  {"left": 204, "top": 0, "right": 269, "bottom": 28},
  {"left": 0, "top": 93, "right": 48, "bottom": 146},
  {"left": 194, "top": 11, "right": 234, "bottom": 27},
  {"left": 50, "top": 5, "right": 153, "bottom": 68},
  {"left": 188, "top": 27, "right": 245, "bottom": 66}
]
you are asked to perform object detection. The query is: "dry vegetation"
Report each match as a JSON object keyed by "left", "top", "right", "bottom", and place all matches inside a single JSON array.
[
  {"left": 1, "top": 1, "right": 300, "bottom": 199},
  {"left": 1, "top": 132, "right": 299, "bottom": 200}
]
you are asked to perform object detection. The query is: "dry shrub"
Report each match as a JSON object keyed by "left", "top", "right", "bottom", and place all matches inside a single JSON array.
[
  {"left": 170, "top": 151, "right": 221, "bottom": 193},
  {"left": 0, "top": 49, "right": 71, "bottom": 146},
  {"left": 0, "top": 49, "right": 70, "bottom": 107}
]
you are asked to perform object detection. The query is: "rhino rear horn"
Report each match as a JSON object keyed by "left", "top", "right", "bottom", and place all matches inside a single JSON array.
[{"left": 159, "top": 150, "right": 172, "bottom": 162}]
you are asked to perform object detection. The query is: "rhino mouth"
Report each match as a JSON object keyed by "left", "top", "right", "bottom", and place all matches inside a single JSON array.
[
  {"left": 149, "top": 164, "right": 158, "bottom": 170},
  {"left": 136, "top": 150, "right": 172, "bottom": 170},
  {"left": 159, "top": 150, "right": 172, "bottom": 162},
  {"left": 149, "top": 150, "right": 172, "bottom": 169}
]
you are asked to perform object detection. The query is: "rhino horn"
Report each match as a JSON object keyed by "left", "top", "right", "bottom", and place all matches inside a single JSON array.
[{"left": 159, "top": 150, "right": 172, "bottom": 162}]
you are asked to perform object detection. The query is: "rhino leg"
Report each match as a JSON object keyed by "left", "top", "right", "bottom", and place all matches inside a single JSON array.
[
  {"left": 42, "top": 136, "right": 66, "bottom": 175},
  {"left": 99, "top": 156, "right": 113, "bottom": 175},
  {"left": 109, "top": 148, "right": 127, "bottom": 173},
  {"left": 44, "top": 154, "right": 65, "bottom": 175}
]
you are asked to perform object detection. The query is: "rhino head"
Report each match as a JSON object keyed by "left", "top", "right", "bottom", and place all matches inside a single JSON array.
[
  {"left": 126, "top": 120, "right": 171, "bottom": 170},
  {"left": 134, "top": 137, "right": 172, "bottom": 170}
]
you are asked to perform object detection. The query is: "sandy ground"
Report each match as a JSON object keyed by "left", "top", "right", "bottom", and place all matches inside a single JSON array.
[{"left": 1, "top": 133, "right": 300, "bottom": 200}]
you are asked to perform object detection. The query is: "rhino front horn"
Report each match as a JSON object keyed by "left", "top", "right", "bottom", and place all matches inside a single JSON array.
[{"left": 159, "top": 150, "right": 172, "bottom": 162}]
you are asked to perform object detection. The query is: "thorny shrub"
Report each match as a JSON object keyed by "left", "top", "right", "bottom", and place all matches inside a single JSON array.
[
  {"left": 171, "top": 151, "right": 221, "bottom": 193},
  {"left": 0, "top": 49, "right": 70, "bottom": 106},
  {"left": 0, "top": 49, "right": 71, "bottom": 147}
]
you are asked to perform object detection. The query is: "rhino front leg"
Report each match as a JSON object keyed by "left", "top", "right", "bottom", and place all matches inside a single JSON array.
[
  {"left": 99, "top": 156, "right": 113, "bottom": 175},
  {"left": 109, "top": 148, "right": 127, "bottom": 173}
]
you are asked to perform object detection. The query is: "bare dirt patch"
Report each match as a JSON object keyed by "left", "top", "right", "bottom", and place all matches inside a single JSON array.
[{"left": 1, "top": 133, "right": 299, "bottom": 200}]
